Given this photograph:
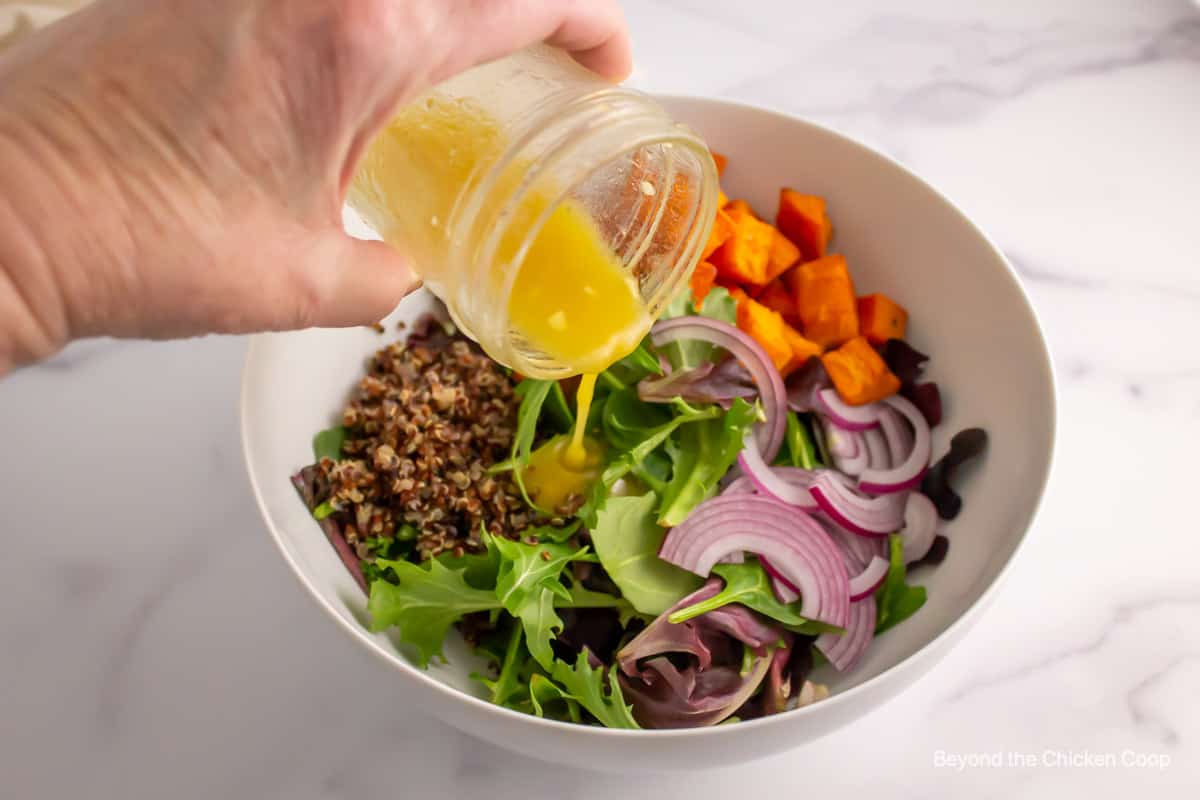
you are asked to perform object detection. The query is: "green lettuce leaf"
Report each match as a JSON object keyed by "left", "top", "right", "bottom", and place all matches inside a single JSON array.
[
  {"left": 369, "top": 534, "right": 621, "bottom": 669},
  {"left": 491, "top": 536, "right": 590, "bottom": 670},
  {"left": 550, "top": 651, "right": 640, "bottom": 729},
  {"left": 657, "top": 398, "right": 757, "bottom": 526},
  {"left": 668, "top": 560, "right": 842, "bottom": 635},
  {"left": 590, "top": 493, "right": 702, "bottom": 616},
  {"left": 528, "top": 673, "right": 582, "bottom": 723},
  {"left": 875, "top": 534, "right": 927, "bottom": 634},
  {"left": 578, "top": 399, "right": 722, "bottom": 527},
  {"left": 367, "top": 558, "right": 499, "bottom": 666},
  {"left": 601, "top": 387, "right": 672, "bottom": 452},
  {"left": 312, "top": 425, "right": 346, "bottom": 462},
  {"left": 659, "top": 286, "right": 738, "bottom": 370},
  {"left": 509, "top": 379, "right": 555, "bottom": 508},
  {"left": 476, "top": 621, "right": 528, "bottom": 707},
  {"left": 779, "top": 411, "right": 819, "bottom": 469}
]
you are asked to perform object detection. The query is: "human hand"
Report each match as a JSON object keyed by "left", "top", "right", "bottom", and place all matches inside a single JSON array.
[{"left": 0, "top": 0, "right": 631, "bottom": 373}]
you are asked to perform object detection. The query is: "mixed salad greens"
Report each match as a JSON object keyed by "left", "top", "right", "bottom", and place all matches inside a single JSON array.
[{"left": 296, "top": 176, "right": 988, "bottom": 729}]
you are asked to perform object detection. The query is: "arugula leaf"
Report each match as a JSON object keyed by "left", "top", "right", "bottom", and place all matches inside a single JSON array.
[
  {"left": 875, "top": 534, "right": 927, "bottom": 634},
  {"left": 312, "top": 426, "right": 346, "bottom": 462},
  {"left": 367, "top": 558, "right": 499, "bottom": 666},
  {"left": 780, "top": 411, "right": 818, "bottom": 469},
  {"left": 659, "top": 286, "right": 739, "bottom": 371},
  {"left": 312, "top": 500, "right": 335, "bottom": 520},
  {"left": 544, "top": 381, "right": 575, "bottom": 434},
  {"left": 510, "top": 380, "right": 555, "bottom": 508},
  {"left": 657, "top": 398, "right": 757, "bottom": 526},
  {"left": 589, "top": 493, "right": 702, "bottom": 616},
  {"left": 617, "top": 340, "right": 663, "bottom": 379},
  {"left": 601, "top": 388, "right": 672, "bottom": 452},
  {"left": 477, "top": 621, "right": 528, "bottom": 707},
  {"left": 668, "top": 560, "right": 842, "bottom": 635},
  {"left": 491, "top": 536, "right": 590, "bottom": 670},
  {"left": 579, "top": 399, "right": 722, "bottom": 527},
  {"left": 528, "top": 673, "right": 582, "bottom": 723},
  {"left": 550, "top": 651, "right": 640, "bottom": 729},
  {"left": 516, "top": 588, "right": 562, "bottom": 671},
  {"left": 523, "top": 520, "right": 581, "bottom": 544}
]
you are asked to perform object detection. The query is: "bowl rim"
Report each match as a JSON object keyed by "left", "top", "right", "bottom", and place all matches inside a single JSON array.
[{"left": 240, "top": 93, "right": 1058, "bottom": 740}]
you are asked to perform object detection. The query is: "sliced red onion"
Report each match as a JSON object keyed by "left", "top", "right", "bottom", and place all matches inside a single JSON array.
[
  {"left": 651, "top": 317, "right": 786, "bottom": 462},
  {"left": 736, "top": 438, "right": 819, "bottom": 509},
  {"left": 809, "top": 471, "right": 906, "bottom": 538},
  {"left": 823, "top": 419, "right": 869, "bottom": 476},
  {"left": 902, "top": 492, "right": 939, "bottom": 564},
  {"left": 863, "top": 427, "right": 890, "bottom": 472},
  {"left": 848, "top": 556, "right": 888, "bottom": 601},
  {"left": 878, "top": 405, "right": 913, "bottom": 464},
  {"left": 659, "top": 494, "right": 850, "bottom": 626},
  {"left": 816, "top": 388, "right": 880, "bottom": 431},
  {"left": 857, "top": 395, "right": 931, "bottom": 495},
  {"left": 721, "top": 475, "right": 753, "bottom": 496},
  {"left": 816, "top": 595, "right": 877, "bottom": 671},
  {"left": 818, "top": 514, "right": 886, "bottom": 572},
  {"left": 759, "top": 556, "right": 801, "bottom": 604},
  {"left": 821, "top": 418, "right": 860, "bottom": 458}
]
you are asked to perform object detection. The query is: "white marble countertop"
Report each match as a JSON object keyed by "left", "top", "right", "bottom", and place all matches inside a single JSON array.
[{"left": 3, "top": 0, "right": 1199, "bottom": 797}]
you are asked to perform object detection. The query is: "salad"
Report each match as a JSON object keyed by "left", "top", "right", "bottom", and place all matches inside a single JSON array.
[{"left": 293, "top": 161, "right": 987, "bottom": 730}]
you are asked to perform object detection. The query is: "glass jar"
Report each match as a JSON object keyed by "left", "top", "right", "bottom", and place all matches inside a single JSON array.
[{"left": 347, "top": 46, "right": 718, "bottom": 378}]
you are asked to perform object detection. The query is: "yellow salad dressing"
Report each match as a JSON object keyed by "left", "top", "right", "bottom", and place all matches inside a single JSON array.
[{"left": 349, "top": 97, "right": 649, "bottom": 497}]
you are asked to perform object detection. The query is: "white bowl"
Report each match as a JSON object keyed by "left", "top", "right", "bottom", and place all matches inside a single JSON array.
[{"left": 241, "top": 96, "right": 1055, "bottom": 771}]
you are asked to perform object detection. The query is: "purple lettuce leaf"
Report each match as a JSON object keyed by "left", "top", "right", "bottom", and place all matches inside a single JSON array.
[{"left": 637, "top": 357, "right": 757, "bottom": 407}]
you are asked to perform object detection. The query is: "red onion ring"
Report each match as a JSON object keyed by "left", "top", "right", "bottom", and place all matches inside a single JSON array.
[
  {"left": 857, "top": 395, "right": 932, "bottom": 495},
  {"left": 901, "top": 492, "right": 938, "bottom": 564},
  {"left": 863, "top": 427, "right": 891, "bottom": 471},
  {"left": 848, "top": 556, "right": 889, "bottom": 601},
  {"left": 651, "top": 317, "right": 786, "bottom": 462},
  {"left": 759, "top": 556, "right": 801, "bottom": 604},
  {"left": 823, "top": 418, "right": 869, "bottom": 476},
  {"left": 736, "top": 439, "right": 819, "bottom": 509},
  {"left": 659, "top": 494, "right": 850, "bottom": 626},
  {"left": 816, "top": 595, "right": 877, "bottom": 671},
  {"left": 816, "top": 388, "right": 880, "bottom": 431},
  {"left": 818, "top": 514, "right": 886, "bottom": 572},
  {"left": 878, "top": 405, "right": 913, "bottom": 464},
  {"left": 809, "top": 471, "right": 906, "bottom": 537}
]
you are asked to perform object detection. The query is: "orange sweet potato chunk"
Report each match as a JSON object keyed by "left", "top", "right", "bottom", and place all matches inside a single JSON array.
[
  {"left": 857, "top": 293, "right": 909, "bottom": 345},
  {"left": 790, "top": 254, "right": 859, "bottom": 349},
  {"left": 712, "top": 152, "right": 728, "bottom": 177},
  {"left": 690, "top": 261, "right": 718, "bottom": 304},
  {"left": 732, "top": 290, "right": 793, "bottom": 373},
  {"left": 821, "top": 336, "right": 901, "bottom": 405},
  {"left": 781, "top": 324, "right": 823, "bottom": 376},
  {"left": 776, "top": 189, "right": 832, "bottom": 262},
  {"left": 723, "top": 200, "right": 757, "bottom": 220},
  {"left": 701, "top": 209, "right": 736, "bottom": 262},
  {"left": 710, "top": 212, "right": 776, "bottom": 285},
  {"left": 756, "top": 279, "right": 801, "bottom": 328}
]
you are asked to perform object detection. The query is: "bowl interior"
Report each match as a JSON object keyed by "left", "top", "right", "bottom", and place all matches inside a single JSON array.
[{"left": 242, "top": 96, "right": 1054, "bottom": 732}]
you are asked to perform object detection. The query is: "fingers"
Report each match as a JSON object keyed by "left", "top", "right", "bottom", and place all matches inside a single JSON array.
[
  {"left": 543, "top": 1, "right": 633, "bottom": 81},
  {"left": 435, "top": 0, "right": 633, "bottom": 84},
  {"left": 296, "top": 231, "right": 420, "bottom": 329}
]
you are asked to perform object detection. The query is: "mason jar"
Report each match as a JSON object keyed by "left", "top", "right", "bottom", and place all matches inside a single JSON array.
[{"left": 347, "top": 45, "right": 718, "bottom": 378}]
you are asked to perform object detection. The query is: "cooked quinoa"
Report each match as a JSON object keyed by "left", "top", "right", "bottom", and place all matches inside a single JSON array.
[{"left": 299, "top": 317, "right": 539, "bottom": 562}]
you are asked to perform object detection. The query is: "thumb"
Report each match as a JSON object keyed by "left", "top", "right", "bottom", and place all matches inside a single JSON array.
[{"left": 298, "top": 231, "right": 420, "bottom": 329}]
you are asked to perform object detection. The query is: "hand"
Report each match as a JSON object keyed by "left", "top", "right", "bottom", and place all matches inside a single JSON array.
[{"left": 0, "top": 0, "right": 631, "bottom": 373}]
